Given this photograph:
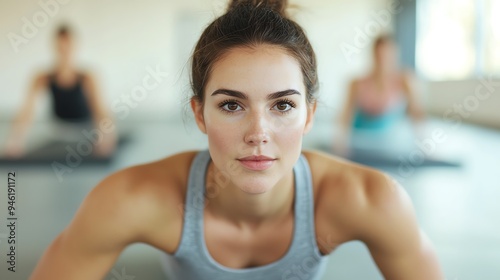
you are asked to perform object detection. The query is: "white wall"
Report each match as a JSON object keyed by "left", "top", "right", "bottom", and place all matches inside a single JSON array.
[
  {"left": 0, "top": 0, "right": 391, "bottom": 123},
  {"left": 425, "top": 78, "right": 500, "bottom": 129}
]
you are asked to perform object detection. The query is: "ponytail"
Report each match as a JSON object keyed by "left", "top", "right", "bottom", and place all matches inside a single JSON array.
[{"left": 227, "top": 0, "right": 288, "bottom": 17}]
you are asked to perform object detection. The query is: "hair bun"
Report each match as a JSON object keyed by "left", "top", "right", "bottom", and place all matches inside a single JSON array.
[{"left": 227, "top": 0, "right": 288, "bottom": 17}]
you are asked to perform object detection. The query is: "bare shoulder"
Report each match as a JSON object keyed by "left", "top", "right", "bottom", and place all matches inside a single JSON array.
[
  {"left": 349, "top": 77, "right": 361, "bottom": 91},
  {"left": 302, "top": 149, "right": 389, "bottom": 195},
  {"left": 72, "top": 150, "right": 199, "bottom": 247},
  {"left": 30, "top": 150, "right": 201, "bottom": 279},
  {"left": 102, "top": 149, "right": 199, "bottom": 214},
  {"left": 302, "top": 150, "right": 443, "bottom": 278},
  {"left": 400, "top": 68, "right": 416, "bottom": 85},
  {"left": 302, "top": 150, "right": 406, "bottom": 236},
  {"left": 32, "top": 72, "right": 50, "bottom": 87},
  {"left": 79, "top": 71, "right": 99, "bottom": 89}
]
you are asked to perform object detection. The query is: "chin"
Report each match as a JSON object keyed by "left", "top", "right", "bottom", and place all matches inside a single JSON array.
[
  {"left": 234, "top": 176, "right": 275, "bottom": 195},
  {"left": 237, "top": 184, "right": 270, "bottom": 195}
]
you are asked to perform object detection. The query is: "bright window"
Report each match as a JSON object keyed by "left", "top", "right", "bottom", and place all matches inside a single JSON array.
[
  {"left": 416, "top": 0, "right": 498, "bottom": 80},
  {"left": 484, "top": 0, "right": 500, "bottom": 75}
]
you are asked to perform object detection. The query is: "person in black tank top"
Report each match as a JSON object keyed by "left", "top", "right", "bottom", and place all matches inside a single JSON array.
[
  {"left": 3, "top": 25, "right": 117, "bottom": 158},
  {"left": 48, "top": 72, "right": 92, "bottom": 123}
]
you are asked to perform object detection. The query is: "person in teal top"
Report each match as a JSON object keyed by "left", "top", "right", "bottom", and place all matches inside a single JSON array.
[{"left": 335, "top": 35, "right": 425, "bottom": 155}]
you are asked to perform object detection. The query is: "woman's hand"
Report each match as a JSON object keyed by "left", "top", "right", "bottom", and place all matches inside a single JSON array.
[
  {"left": 3, "top": 137, "right": 26, "bottom": 159},
  {"left": 93, "top": 131, "right": 117, "bottom": 157}
]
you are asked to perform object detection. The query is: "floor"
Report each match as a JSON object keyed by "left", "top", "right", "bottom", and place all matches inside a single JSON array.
[{"left": 0, "top": 117, "right": 498, "bottom": 280}]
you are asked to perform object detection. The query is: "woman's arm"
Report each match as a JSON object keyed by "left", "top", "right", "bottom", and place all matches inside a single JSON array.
[
  {"left": 401, "top": 71, "right": 425, "bottom": 123},
  {"left": 82, "top": 73, "right": 117, "bottom": 156},
  {"left": 358, "top": 174, "right": 444, "bottom": 280},
  {"left": 333, "top": 80, "right": 357, "bottom": 156},
  {"left": 30, "top": 169, "right": 150, "bottom": 280},
  {"left": 4, "top": 73, "right": 47, "bottom": 157}
]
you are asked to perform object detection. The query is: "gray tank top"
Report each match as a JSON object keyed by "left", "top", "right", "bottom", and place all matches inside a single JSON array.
[{"left": 160, "top": 150, "right": 329, "bottom": 280}]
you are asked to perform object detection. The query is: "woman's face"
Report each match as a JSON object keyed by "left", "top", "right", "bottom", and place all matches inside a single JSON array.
[
  {"left": 374, "top": 41, "right": 398, "bottom": 71},
  {"left": 192, "top": 45, "right": 315, "bottom": 194},
  {"left": 55, "top": 35, "right": 74, "bottom": 62}
]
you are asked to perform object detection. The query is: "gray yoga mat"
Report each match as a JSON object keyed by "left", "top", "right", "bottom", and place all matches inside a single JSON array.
[
  {"left": 0, "top": 133, "right": 132, "bottom": 166},
  {"left": 315, "top": 142, "right": 461, "bottom": 168}
]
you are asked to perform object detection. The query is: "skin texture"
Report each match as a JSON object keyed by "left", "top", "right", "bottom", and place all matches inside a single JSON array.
[
  {"left": 3, "top": 35, "right": 116, "bottom": 158},
  {"left": 30, "top": 45, "right": 444, "bottom": 280}
]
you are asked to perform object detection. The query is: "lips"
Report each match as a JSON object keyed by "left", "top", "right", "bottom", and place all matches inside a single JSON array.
[{"left": 237, "top": 155, "right": 276, "bottom": 171}]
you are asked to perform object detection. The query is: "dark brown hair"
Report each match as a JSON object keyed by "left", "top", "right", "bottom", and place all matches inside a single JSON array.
[
  {"left": 191, "top": 0, "right": 318, "bottom": 106},
  {"left": 56, "top": 24, "right": 71, "bottom": 39},
  {"left": 373, "top": 34, "right": 394, "bottom": 52}
]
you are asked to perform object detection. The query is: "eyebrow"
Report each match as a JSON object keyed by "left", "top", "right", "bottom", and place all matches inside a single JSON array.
[{"left": 210, "top": 89, "right": 301, "bottom": 100}]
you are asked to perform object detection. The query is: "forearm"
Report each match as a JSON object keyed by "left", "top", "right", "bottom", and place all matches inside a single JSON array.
[
  {"left": 89, "top": 110, "right": 118, "bottom": 156},
  {"left": 382, "top": 257, "right": 443, "bottom": 280},
  {"left": 338, "top": 109, "right": 353, "bottom": 142},
  {"left": 407, "top": 102, "right": 425, "bottom": 122},
  {"left": 30, "top": 234, "right": 118, "bottom": 280},
  {"left": 90, "top": 107, "right": 117, "bottom": 137},
  {"left": 375, "top": 236, "right": 444, "bottom": 280},
  {"left": 9, "top": 74, "right": 46, "bottom": 147},
  {"left": 6, "top": 111, "right": 35, "bottom": 146}
]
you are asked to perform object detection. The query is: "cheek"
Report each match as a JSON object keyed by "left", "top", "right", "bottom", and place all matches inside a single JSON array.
[
  {"left": 270, "top": 110, "right": 308, "bottom": 139},
  {"left": 270, "top": 113, "right": 305, "bottom": 149},
  {"left": 273, "top": 119, "right": 305, "bottom": 151},
  {"left": 207, "top": 124, "right": 234, "bottom": 148},
  {"left": 204, "top": 113, "right": 239, "bottom": 152}
]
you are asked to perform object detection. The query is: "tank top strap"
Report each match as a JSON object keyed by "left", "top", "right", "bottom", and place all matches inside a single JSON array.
[
  {"left": 294, "top": 153, "right": 323, "bottom": 256},
  {"left": 175, "top": 150, "right": 322, "bottom": 259},
  {"left": 164, "top": 150, "right": 329, "bottom": 279},
  {"left": 174, "top": 150, "right": 211, "bottom": 257},
  {"left": 76, "top": 72, "right": 85, "bottom": 84},
  {"left": 48, "top": 72, "right": 57, "bottom": 86}
]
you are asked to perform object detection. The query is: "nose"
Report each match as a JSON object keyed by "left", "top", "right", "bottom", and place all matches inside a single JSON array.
[{"left": 244, "top": 112, "right": 270, "bottom": 146}]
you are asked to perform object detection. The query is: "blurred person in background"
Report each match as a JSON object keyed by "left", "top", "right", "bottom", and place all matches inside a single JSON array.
[
  {"left": 3, "top": 25, "right": 117, "bottom": 158},
  {"left": 334, "top": 35, "right": 425, "bottom": 156}
]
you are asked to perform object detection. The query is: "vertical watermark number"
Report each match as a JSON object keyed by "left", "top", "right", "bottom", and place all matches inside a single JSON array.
[{"left": 5, "top": 171, "right": 18, "bottom": 272}]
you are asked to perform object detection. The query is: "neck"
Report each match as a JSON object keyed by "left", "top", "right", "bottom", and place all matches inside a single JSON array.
[
  {"left": 205, "top": 161, "right": 295, "bottom": 228},
  {"left": 56, "top": 59, "right": 74, "bottom": 73},
  {"left": 373, "top": 64, "right": 397, "bottom": 78}
]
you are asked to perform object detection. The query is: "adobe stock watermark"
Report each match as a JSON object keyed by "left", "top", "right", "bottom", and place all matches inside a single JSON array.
[
  {"left": 51, "top": 64, "right": 169, "bottom": 182},
  {"left": 176, "top": 104, "right": 304, "bottom": 217},
  {"left": 281, "top": 234, "right": 337, "bottom": 280},
  {"left": 176, "top": 146, "right": 246, "bottom": 218},
  {"left": 281, "top": 255, "right": 318, "bottom": 280},
  {"left": 108, "top": 266, "right": 135, "bottom": 280},
  {"left": 7, "top": 0, "right": 72, "bottom": 53},
  {"left": 393, "top": 75, "right": 499, "bottom": 183},
  {"left": 175, "top": 140, "right": 273, "bottom": 219},
  {"left": 339, "top": 0, "right": 411, "bottom": 62}
]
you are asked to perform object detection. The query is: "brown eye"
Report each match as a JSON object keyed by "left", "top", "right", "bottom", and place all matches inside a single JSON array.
[
  {"left": 227, "top": 103, "right": 239, "bottom": 111},
  {"left": 273, "top": 101, "right": 293, "bottom": 112},
  {"left": 276, "top": 102, "right": 289, "bottom": 111},
  {"left": 220, "top": 101, "right": 242, "bottom": 112}
]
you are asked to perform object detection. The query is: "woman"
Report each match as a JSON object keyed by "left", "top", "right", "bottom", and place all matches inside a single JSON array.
[
  {"left": 30, "top": 1, "right": 443, "bottom": 279},
  {"left": 335, "top": 35, "right": 425, "bottom": 156},
  {"left": 4, "top": 25, "right": 116, "bottom": 158}
]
